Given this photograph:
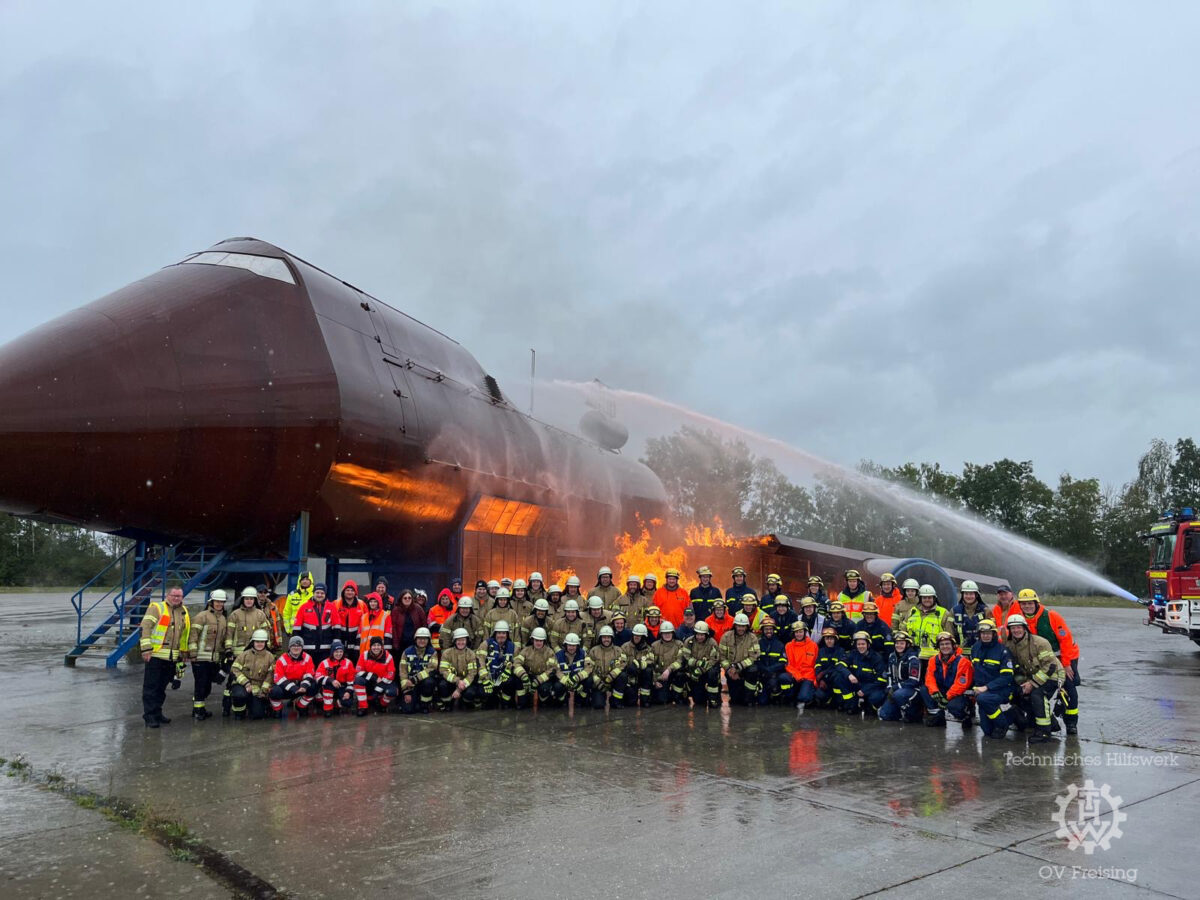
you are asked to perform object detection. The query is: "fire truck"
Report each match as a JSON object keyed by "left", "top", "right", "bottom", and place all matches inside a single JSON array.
[{"left": 1143, "top": 508, "right": 1200, "bottom": 645}]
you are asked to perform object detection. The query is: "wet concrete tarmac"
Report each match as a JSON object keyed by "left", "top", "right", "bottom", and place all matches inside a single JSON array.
[{"left": 0, "top": 596, "right": 1196, "bottom": 899}]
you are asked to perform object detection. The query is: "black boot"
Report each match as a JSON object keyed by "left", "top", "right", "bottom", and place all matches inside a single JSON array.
[
  {"left": 156, "top": 713, "right": 171, "bottom": 725},
  {"left": 192, "top": 708, "right": 211, "bottom": 721},
  {"left": 324, "top": 708, "right": 333, "bottom": 719},
  {"left": 1028, "top": 725, "right": 1053, "bottom": 744},
  {"left": 144, "top": 716, "right": 159, "bottom": 728},
  {"left": 1065, "top": 719, "right": 1078, "bottom": 735}
]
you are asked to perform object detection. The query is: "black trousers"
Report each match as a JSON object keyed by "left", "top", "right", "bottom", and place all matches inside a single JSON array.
[
  {"left": 142, "top": 657, "right": 175, "bottom": 721},
  {"left": 192, "top": 661, "right": 217, "bottom": 706},
  {"left": 229, "top": 684, "right": 268, "bottom": 719}
]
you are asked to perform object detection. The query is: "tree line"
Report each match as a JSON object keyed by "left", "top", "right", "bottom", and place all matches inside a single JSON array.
[
  {"left": 642, "top": 429, "right": 1200, "bottom": 595},
  {"left": 0, "top": 517, "right": 127, "bottom": 587}
]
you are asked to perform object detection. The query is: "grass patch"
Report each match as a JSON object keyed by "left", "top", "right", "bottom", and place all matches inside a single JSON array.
[
  {"left": 169, "top": 847, "right": 196, "bottom": 863},
  {"left": 6, "top": 757, "right": 30, "bottom": 778},
  {"left": 1042, "top": 595, "right": 1140, "bottom": 609}
]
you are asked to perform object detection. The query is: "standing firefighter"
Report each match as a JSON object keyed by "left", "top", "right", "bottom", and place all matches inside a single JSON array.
[
  {"left": 720, "top": 613, "right": 762, "bottom": 706},
  {"left": 951, "top": 580, "right": 988, "bottom": 650},
  {"left": 679, "top": 621, "right": 722, "bottom": 708},
  {"left": 690, "top": 566, "right": 722, "bottom": 620},
  {"left": 314, "top": 639, "right": 357, "bottom": 717},
  {"left": 188, "top": 589, "right": 228, "bottom": 721},
  {"left": 905, "top": 585, "right": 950, "bottom": 671},
  {"left": 891, "top": 579, "right": 921, "bottom": 630},
  {"left": 589, "top": 566, "right": 622, "bottom": 607},
  {"left": 227, "top": 586, "right": 271, "bottom": 660},
  {"left": 617, "top": 574, "right": 646, "bottom": 624},
  {"left": 282, "top": 571, "right": 314, "bottom": 635},
  {"left": 399, "top": 628, "right": 438, "bottom": 714},
  {"left": 512, "top": 627, "right": 561, "bottom": 707},
  {"left": 837, "top": 569, "right": 872, "bottom": 621},
  {"left": 873, "top": 573, "right": 901, "bottom": 626},
  {"left": 1005, "top": 613, "right": 1065, "bottom": 744},
  {"left": 727, "top": 566, "right": 755, "bottom": 613},
  {"left": 139, "top": 586, "right": 190, "bottom": 728},
  {"left": 230, "top": 629, "right": 274, "bottom": 720},
  {"left": 654, "top": 568, "right": 690, "bottom": 627},
  {"left": 879, "top": 631, "right": 923, "bottom": 723},
  {"left": 270, "top": 636, "right": 317, "bottom": 719},
  {"left": 294, "top": 582, "right": 340, "bottom": 665}
]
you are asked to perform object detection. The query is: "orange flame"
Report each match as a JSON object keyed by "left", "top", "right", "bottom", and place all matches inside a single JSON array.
[
  {"left": 684, "top": 516, "right": 738, "bottom": 548},
  {"left": 615, "top": 523, "right": 691, "bottom": 588},
  {"left": 551, "top": 567, "right": 578, "bottom": 590}
]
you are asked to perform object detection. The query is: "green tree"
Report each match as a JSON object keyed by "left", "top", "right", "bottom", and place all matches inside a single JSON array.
[
  {"left": 958, "top": 459, "right": 1052, "bottom": 537},
  {"left": 1169, "top": 438, "right": 1200, "bottom": 508}
]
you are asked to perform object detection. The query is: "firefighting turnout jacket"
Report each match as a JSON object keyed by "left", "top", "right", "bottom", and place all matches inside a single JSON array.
[
  {"left": 439, "top": 646, "right": 478, "bottom": 685},
  {"left": 679, "top": 636, "right": 721, "bottom": 675},
  {"left": 188, "top": 606, "right": 227, "bottom": 664},
  {"left": 231, "top": 646, "right": 274, "bottom": 696},
  {"left": 513, "top": 644, "right": 557, "bottom": 682},
  {"left": 1006, "top": 633, "right": 1064, "bottom": 688},
  {"left": 585, "top": 642, "right": 625, "bottom": 686},
  {"left": 622, "top": 637, "right": 653, "bottom": 672},
  {"left": 719, "top": 629, "right": 761, "bottom": 673},
  {"left": 555, "top": 647, "right": 588, "bottom": 687},
  {"left": 139, "top": 600, "right": 189, "bottom": 661},
  {"left": 478, "top": 637, "right": 516, "bottom": 687},
  {"left": 399, "top": 645, "right": 437, "bottom": 692},
  {"left": 650, "top": 637, "right": 684, "bottom": 675},
  {"left": 226, "top": 604, "right": 271, "bottom": 654}
]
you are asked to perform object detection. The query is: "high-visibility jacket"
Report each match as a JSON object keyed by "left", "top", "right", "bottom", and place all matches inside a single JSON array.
[
  {"left": 226, "top": 604, "right": 270, "bottom": 654},
  {"left": 315, "top": 655, "right": 356, "bottom": 686},
  {"left": 837, "top": 586, "right": 872, "bottom": 622},
  {"left": 282, "top": 572, "right": 314, "bottom": 634},
  {"left": 335, "top": 595, "right": 365, "bottom": 655},
  {"left": 273, "top": 652, "right": 315, "bottom": 686},
  {"left": 188, "top": 608, "right": 226, "bottom": 664},
  {"left": 785, "top": 638, "right": 818, "bottom": 683},
  {"left": 906, "top": 605, "right": 951, "bottom": 659},
  {"left": 139, "top": 601, "right": 190, "bottom": 661},
  {"left": 358, "top": 608, "right": 392, "bottom": 655},
  {"left": 741, "top": 607, "right": 767, "bottom": 634},
  {"left": 925, "top": 649, "right": 973, "bottom": 699},
  {"left": 890, "top": 597, "right": 917, "bottom": 631},
  {"left": 293, "top": 599, "right": 341, "bottom": 657},
  {"left": 426, "top": 602, "right": 455, "bottom": 649}
]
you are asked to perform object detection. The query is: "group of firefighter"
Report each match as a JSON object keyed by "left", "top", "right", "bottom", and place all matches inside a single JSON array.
[{"left": 138, "top": 565, "right": 1080, "bottom": 744}]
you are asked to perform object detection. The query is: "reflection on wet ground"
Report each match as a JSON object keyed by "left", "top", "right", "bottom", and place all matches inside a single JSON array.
[{"left": 0, "top": 601, "right": 1195, "bottom": 898}]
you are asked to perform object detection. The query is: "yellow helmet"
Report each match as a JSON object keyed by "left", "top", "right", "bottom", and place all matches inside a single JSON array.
[
  {"left": 852, "top": 630, "right": 870, "bottom": 642},
  {"left": 1017, "top": 588, "right": 1040, "bottom": 603},
  {"left": 807, "top": 575, "right": 823, "bottom": 586},
  {"left": 845, "top": 569, "right": 860, "bottom": 580},
  {"left": 828, "top": 601, "right": 844, "bottom": 612},
  {"left": 664, "top": 568, "right": 681, "bottom": 578},
  {"left": 766, "top": 573, "right": 781, "bottom": 585},
  {"left": 880, "top": 572, "right": 896, "bottom": 584},
  {"left": 862, "top": 601, "right": 878, "bottom": 613}
]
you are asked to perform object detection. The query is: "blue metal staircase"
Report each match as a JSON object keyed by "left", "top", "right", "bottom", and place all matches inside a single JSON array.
[{"left": 65, "top": 542, "right": 230, "bottom": 668}]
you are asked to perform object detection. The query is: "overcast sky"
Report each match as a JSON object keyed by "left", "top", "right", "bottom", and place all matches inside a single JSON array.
[{"left": 2, "top": 2, "right": 1197, "bottom": 490}]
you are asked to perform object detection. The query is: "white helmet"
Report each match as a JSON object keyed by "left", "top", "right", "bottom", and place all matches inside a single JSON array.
[
  {"left": 534, "top": 598, "right": 550, "bottom": 612},
  {"left": 564, "top": 599, "right": 580, "bottom": 612},
  {"left": 598, "top": 625, "right": 614, "bottom": 638},
  {"left": 587, "top": 596, "right": 604, "bottom": 610},
  {"left": 564, "top": 633, "right": 581, "bottom": 646},
  {"left": 598, "top": 566, "right": 612, "bottom": 577},
  {"left": 487, "top": 579, "right": 500, "bottom": 589},
  {"left": 414, "top": 627, "right": 431, "bottom": 640},
  {"left": 643, "top": 573, "right": 657, "bottom": 584},
  {"left": 496, "top": 588, "right": 511, "bottom": 599},
  {"left": 1006, "top": 613, "right": 1028, "bottom": 628},
  {"left": 240, "top": 586, "right": 258, "bottom": 599},
  {"left": 692, "top": 621, "right": 708, "bottom": 634},
  {"left": 660, "top": 621, "right": 675, "bottom": 634},
  {"left": 734, "top": 613, "right": 750, "bottom": 626},
  {"left": 918, "top": 584, "right": 937, "bottom": 598},
  {"left": 566, "top": 575, "right": 581, "bottom": 588},
  {"left": 458, "top": 596, "right": 474, "bottom": 609},
  {"left": 210, "top": 589, "right": 227, "bottom": 603},
  {"left": 530, "top": 627, "right": 548, "bottom": 641},
  {"left": 626, "top": 573, "right": 641, "bottom": 585},
  {"left": 250, "top": 628, "right": 270, "bottom": 643},
  {"left": 632, "top": 623, "right": 648, "bottom": 637},
  {"left": 548, "top": 584, "right": 562, "bottom": 595},
  {"left": 902, "top": 578, "right": 920, "bottom": 591},
  {"left": 529, "top": 572, "right": 544, "bottom": 583},
  {"left": 452, "top": 627, "right": 470, "bottom": 641},
  {"left": 960, "top": 580, "right": 980, "bottom": 594},
  {"left": 513, "top": 578, "right": 528, "bottom": 590},
  {"left": 493, "top": 620, "right": 510, "bottom": 633}
]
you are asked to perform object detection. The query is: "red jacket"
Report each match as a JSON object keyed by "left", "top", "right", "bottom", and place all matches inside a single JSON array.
[
  {"left": 654, "top": 586, "right": 691, "bottom": 627},
  {"left": 785, "top": 638, "right": 818, "bottom": 682},
  {"left": 357, "top": 649, "right": 395, "bottom": 682},
  {"left": 335, "top": 582, "right": 365, "bottom": 653},
  {"left": 293, "top": 599, "right": 342, "bottom": 654},
  {"left": 274, "top": 652, "right": 315, "bottom": 685},
  {"left": 392, "top": 600, "right": 428, "bottom": 650},
  {"left": 315, "top": 656, "right": 356, "bottom": 685},
  {"left": 925, "top": 649, "right": 973, "bottom": 699}
]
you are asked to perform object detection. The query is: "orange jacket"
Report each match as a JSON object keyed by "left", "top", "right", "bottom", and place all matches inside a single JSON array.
[
  {"left": 359, "top": 607, "right": 392, "bottom": 654},
  {"left": 654, "top": 586, "right": 690, "bottom": 627},
  {"left": 925, "top": 649, "right": 973, "bottom": 699},
  {"left": 873, "top": 590, "right": 899, "bottom": 627},
  {"left": 785, "top": 638, "right": 818, "bottom": 682},
  {"left": 1023, "top": 604, "right": 1079, "bottom": 665},
  {"left": 705, "top": 613, "right": 734, "bottom": 645}
]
